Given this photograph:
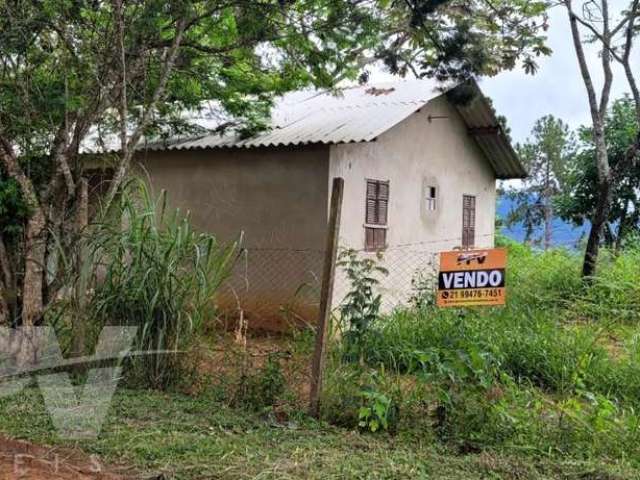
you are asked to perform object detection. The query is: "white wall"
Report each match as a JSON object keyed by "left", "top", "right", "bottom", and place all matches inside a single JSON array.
[{"left": 329, "top": 95, "right": 497, "bottom": 308}]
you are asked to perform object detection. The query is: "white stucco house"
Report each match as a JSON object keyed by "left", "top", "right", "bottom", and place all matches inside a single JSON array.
[{"left": 103, "top": 79, "right": 525, "bottom": 330}]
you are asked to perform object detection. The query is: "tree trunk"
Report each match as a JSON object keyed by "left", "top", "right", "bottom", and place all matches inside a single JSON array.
[
  {"left": 565, "top": 1, "right": 613, "bottom": 278},
  {"left": 0, "top": 281, "right": 8, "bottom": 325},
  {"left": 0, "top": 235, "right": 14, "bottom": 323},
  {"left": 614, "top": 199, "right": 630, "bottom": 254},
  {"left": 582, "top": 137, "right": 612, "bottom": 278},
  {"left": 72, "top": 178, "right": 89, "bottom": 359},
  {"left": 22, "top": 208, "right": 47, "bottom": 326},
  {"left": 544, "top": 158, "right": 553, "bottom": 250}
]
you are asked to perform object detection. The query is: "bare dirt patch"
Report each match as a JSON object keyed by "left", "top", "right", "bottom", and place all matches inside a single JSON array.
[{"left": 0, "top": 436, "right": 129, "bottom": 480}]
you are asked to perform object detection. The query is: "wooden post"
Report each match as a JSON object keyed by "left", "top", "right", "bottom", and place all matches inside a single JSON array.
[{"left": 309, "top": 177, "right": 344, "bottom": 418}]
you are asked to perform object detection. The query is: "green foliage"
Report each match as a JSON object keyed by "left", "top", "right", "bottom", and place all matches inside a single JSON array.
[
  {"left": 0, "top": 172, "right": 28, "bottom": 240},
  {"left": 556, "top": 96, "right": 640, "bottom": 247},
  {"left": 233, "top": 355, "right": 286, "bottom": 412},
  {"left": 86, "top": 179, "right": 237, "bottom": 389},
  {"left": 325, "top": 241, "right": 640, "bottom": 459},
  {"left": 377, "top": 0, "right": 550, "bottom": 81},
  {"left": 0, "top": 1, "right": 382, "bottom": 148},
  {"left": 505, "top": 115, "right": 575, "bottom": 246},
  {"left": 0, "top": 0, "right": 550, "bottom": 156},
  {"left": 337, "top": 249, "right": 388, "bottom": 360},
  {"left": 358, "top": 389, "right": 396, "bottom": 433}
]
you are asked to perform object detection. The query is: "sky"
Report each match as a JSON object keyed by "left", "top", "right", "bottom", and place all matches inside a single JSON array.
[
  {"left": 481, "top": 3, "right": 639, "bottom": 144},
  {"left": 371, "top": 2, "right": 639, "bottom": 145}
]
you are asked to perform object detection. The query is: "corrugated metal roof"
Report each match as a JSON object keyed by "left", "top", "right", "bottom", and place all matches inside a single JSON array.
[
  {"left": 97, "top": 79, "right": 526, "bottom": 179},
  {"left": 142, "top": 79, "right": 445, "bottom": 150},
  {"left": 454, "top": 82, "right": 527, "bottom": 179}
]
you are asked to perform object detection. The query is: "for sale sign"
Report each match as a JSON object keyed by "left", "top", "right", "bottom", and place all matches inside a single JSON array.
[{"left": 437, "top": 248, "right": 507, "bottom": 307}]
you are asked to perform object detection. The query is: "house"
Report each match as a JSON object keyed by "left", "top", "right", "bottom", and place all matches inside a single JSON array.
[{"left": 110, "top": 79, "right": 525, "bottom": 330}]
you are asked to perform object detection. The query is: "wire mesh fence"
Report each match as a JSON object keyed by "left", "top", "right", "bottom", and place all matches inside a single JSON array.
[
  {"left": 216, "top": 232, "right": 510, "bottom": 331},
  {"left": 218, "top": 247, "right": 326, "bottom": 331}
]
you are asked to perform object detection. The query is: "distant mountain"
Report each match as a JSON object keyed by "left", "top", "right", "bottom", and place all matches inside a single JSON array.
[{"left": 497, "top": 195, "right": 588, "bottom": 248}]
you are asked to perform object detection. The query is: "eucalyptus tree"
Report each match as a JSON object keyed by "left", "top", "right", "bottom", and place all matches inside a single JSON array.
[{"left": 0, "top": 0, "right": 549, "bottom": 333}]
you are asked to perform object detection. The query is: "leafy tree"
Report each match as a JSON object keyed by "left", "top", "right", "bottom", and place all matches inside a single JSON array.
[
  {"left": 560, "top": 0, "right": 640, "bottom": 277},
  {"left": 557, "top": 96, "right": 640, "bottom": 252},
  {"left": 375, "top": 0, "right": 551, "bottom": 81},
  {"left": 505, "top": 116, "right": 575, "bottom": 249},
  {"left": 0, "top": 0, "right": 549, "bottom": 342}
]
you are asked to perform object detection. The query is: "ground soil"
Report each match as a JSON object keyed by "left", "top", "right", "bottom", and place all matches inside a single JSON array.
[
  {"left": 0, "top": 333, "right": 305, "bottom": 480},
  {"left": 0, "top": 435, "right": 130, "bottom": 480}
]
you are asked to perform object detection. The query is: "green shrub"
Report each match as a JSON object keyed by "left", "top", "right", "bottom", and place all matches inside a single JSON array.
[
  {"left": 337, "top": 249, "right": 387, "bottom": 361},
  {"left": 87, "top": 180, "right": 237, "bottom": 389},
  {"left": 233, "top": 355, "right": 286, "bottom": 411}
]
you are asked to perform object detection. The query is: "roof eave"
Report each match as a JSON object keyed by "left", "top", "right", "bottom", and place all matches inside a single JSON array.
[{"left": 451, "top": 80, "right": 528, "bottom": 180}]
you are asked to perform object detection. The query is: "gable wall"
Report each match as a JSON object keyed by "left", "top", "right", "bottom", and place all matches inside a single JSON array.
[{"left": 329, "top": 95, "right": 497, "bottom": 308}]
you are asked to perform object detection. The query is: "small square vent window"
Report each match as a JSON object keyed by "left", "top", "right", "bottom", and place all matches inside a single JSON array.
[{"left": 426, "top": 186, "right": 437, "bottom": 211}]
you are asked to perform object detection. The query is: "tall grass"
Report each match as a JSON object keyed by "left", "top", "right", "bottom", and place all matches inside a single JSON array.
[
  {"left": 87, "top": 179, "right": 237, "bottom": 389},
  {"left": 323, "top": 240, "right": 640, "bottom": 460}
]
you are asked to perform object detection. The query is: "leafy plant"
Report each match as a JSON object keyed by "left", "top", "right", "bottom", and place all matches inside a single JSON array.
[
  {"left": 409, "top": 267, "right": 437, "bottom": 309},
  {"left": 337, "top": 249, "right": 388, "bottom": 360},
  {"left": 86, "top": 179, "right": 237, "bottom": 389},
  {"left": 358, "top": 389, "right": 396, "bottom": 433},
  {"left": 234, "top": 355, "right": 286, "bottom": 412}
]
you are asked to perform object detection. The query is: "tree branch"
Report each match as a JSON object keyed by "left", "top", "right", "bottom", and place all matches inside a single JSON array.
[
  {"left": 104, "top": 15, "right": 189, "bottom": 209},
  {"left": 599, "top": 0, "right": 613, "bottom": 114},
  {"left": 0, "top": 128, "right": 41, "bottom": 209},
  {"left": 565, "top": 0, "right": 603, "bottom": 123}
]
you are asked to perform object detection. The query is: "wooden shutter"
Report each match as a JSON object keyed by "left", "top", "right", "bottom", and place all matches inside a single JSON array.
[
  {"left": 462, "top": 194, "right": 476, "bottom": 248},
  {"left": 365, "top": 180, "right": 389, "bottom": 250},
  {"left": 366, "top": 180, "right": 388, "bottom": 225}
]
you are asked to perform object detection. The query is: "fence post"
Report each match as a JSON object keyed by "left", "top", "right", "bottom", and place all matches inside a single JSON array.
[{"left": 309, "top": 177, "right": 344, "bottom": 418}]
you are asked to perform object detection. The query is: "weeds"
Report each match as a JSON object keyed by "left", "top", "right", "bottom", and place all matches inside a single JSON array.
[
  {"left": 336, "top": 248, "right": 387, "bottom": 361},
  {"left": 322, "top": 241, "right": 640, "bottom": 463},
  {"left": 86, "top": 179, "right": 237, "bottom": 389},
  {"left": 357, "top": 370, "right": 399, "bottom": 433},
  {"left": 233, "top": 355, "right": 286, "bottom": 411}
]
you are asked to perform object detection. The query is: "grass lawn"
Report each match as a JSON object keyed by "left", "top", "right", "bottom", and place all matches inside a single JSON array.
[
  {"left": 0, "top": 387, "right": 637, "bottom": 479},
  {"left": 1, "top": 243, "right": 639, "bottom": 479}
]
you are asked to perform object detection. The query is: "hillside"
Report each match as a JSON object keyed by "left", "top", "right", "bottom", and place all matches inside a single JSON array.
[{"left": 497, "top": 195, "right": 589, "bottom": 247}]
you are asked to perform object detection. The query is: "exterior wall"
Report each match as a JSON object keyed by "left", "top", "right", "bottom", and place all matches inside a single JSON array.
[
  {"left": 122, "top": 93, "right": 498, "bottom": 328},
  {"left": 329, "top": 95, "right": 497, "bottom": 309},
  {"left": 135, "top": 145, "right": 330, "bottom": 330}
]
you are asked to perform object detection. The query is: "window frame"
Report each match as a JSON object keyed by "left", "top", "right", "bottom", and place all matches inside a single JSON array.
[
  {"left": 364, "top": 179, "right": 389, "bottom": 251},
  {"left": 462, "top": 194, "right": 476, "bottom": 249},
  {"left": 426, "top": 185, "right": 437, "bottom": 212}
]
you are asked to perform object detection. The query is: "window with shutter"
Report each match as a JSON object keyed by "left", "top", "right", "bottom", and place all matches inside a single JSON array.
[
  {"left": 462, "top": 194, "right": 476, "bottom": 248},
  {"left": 365, "top": 179, "right": 389, "bottom": 250}
]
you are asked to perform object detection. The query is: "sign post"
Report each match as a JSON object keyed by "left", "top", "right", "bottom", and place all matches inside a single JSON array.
[{"left": 437, "top": 248, "right": 507, "bottom": 308}]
